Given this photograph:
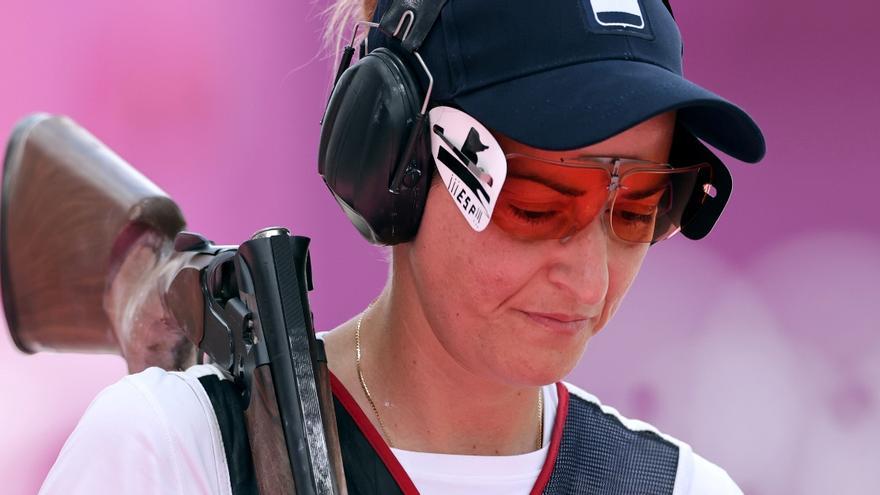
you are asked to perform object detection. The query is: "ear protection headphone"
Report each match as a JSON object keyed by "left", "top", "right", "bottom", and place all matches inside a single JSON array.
[
  {"left": 318, "top": 2, "right": 446, "bottom": 246},
  {"left": 318, "top": 0, "right": 729, "bottom": 246}
]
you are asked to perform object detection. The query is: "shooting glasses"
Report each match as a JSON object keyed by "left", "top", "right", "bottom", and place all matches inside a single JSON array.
[{"left": 494, "top": 154, "right": 712, "bottom": 244}]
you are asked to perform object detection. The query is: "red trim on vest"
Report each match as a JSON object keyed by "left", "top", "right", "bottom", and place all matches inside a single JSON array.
[
  {"left": 330, "top": 370, "right": 570, "bottom": 495},
  {"left": 530, "top": 382, "right": 569, "bottom": 495},
  {"left": 329, "top": 371, "right": 421, "bottom": 495}
]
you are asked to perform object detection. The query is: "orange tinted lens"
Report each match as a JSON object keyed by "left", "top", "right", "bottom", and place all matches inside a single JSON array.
[
  {"left": 610, "top": 165, "right": 709, "bottom": 243},
  {"left": 493, "top": 156, "right": 610, "bottom": 240}
]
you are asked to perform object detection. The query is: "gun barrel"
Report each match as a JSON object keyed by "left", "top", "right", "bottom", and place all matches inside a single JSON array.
[{"left": 238, "top": 231, "right": 342, "bottom": 494}]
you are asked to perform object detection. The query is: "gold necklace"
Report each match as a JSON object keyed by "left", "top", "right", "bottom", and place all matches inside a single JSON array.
[
  {"left": 355, "top": 308, "right": 394, "bottom": 447},
  {"left": 355, "top": 308, "right": 544, "bottom": 451}
]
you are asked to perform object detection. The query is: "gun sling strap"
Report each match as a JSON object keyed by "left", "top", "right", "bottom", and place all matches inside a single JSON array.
[{"left": 198, "top": 375, "right": 260, "bottom": 495}]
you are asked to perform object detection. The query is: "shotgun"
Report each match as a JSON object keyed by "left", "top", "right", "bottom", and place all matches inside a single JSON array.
[{"left": 0, "top": 114, "right": 346, "bottom": 495}]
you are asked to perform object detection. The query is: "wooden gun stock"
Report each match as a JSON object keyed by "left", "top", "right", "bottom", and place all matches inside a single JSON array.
[
  {"left": 1, "top": 114, "right": 346, "bottom": 494},
  {"left": 1, "top": 114, "right": 188, "bottom": 358}
]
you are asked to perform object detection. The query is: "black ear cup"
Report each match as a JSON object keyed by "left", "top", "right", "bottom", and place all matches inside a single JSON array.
[{"left": 318, "top": 48, "right": 433, "bottom": 245}]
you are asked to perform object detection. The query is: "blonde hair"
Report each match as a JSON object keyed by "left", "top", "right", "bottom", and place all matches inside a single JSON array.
[{"left": 321, "top": 0, "right": 378, "bottom": 67}]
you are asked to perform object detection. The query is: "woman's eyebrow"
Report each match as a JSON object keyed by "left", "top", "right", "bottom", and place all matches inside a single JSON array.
[
  {"left": 506, "top": 171, "right": 585, "bottom": 197},
  {"left": 572, "top": 153, "right": 648, "bottom": 162},
  {"left": 624, "top": 184, "right": 667, "bottom": 200}
]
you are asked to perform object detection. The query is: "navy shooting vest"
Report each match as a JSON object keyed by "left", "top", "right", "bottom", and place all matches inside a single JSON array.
[{"left": 199, "top": 374, "right": 680, "bottom": 494}]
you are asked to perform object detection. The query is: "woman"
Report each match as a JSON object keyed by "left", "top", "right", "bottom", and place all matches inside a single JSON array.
[{"left": 40, "top": 0, "right": 764, "bottom": 493}]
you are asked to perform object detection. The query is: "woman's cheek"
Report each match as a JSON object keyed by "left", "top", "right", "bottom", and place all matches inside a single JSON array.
[
  {"left": 410, "top": 187, "right": 488, "bottom": 315},
  {"left": 420, "top": 191, "right": 512, "bottom": 302},
  {"left": 469, "top": 227, "right": 544, "bottom": 309},
  {"left": 597, "top": 245, "right": 648, "bottom": 332}
]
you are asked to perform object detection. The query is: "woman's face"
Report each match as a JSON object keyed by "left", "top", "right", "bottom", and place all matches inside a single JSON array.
[{"left": 402, "top": 111, "right": 676, "bottom": 387}]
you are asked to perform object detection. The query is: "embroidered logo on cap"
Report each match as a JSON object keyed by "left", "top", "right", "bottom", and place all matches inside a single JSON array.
[
  {"left": 429, "top": 106, "right": 507, "bottom": 232},
  {"left": 583, "top": 0, "right": 654, "bottom": 39},
  {"left": 591, "top": 0, "right": 645, "bottom": 29}
]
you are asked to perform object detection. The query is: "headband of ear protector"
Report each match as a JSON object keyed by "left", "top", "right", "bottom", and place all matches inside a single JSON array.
[{"left": 318, "top": 0, "right": 731, "bottom": 246}]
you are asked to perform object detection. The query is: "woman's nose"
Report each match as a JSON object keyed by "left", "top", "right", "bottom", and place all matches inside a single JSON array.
[{"left": 545, "top": 215, "right": 609, "bottom": 307}]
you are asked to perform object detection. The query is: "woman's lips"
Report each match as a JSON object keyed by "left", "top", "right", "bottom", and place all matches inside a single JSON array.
[{"left": 519, "top": 310, "right": 592, "bottom": 334}]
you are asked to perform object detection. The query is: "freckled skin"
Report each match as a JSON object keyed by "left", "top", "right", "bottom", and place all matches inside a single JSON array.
[
  {"left": 400, "top": 112, "right": 675, "bottom": 386},
  {"left": 323, "top": 111, "right": 676, "bottom": 454}
]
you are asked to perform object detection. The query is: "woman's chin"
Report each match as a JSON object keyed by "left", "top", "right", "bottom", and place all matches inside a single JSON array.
[{"left": 494, "top": 346, "right": 588, "bottom": 388}]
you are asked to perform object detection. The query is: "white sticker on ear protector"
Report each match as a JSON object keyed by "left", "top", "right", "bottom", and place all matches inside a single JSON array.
[{"left": 429, "top": 106, "right": 507, "bottom": 232}]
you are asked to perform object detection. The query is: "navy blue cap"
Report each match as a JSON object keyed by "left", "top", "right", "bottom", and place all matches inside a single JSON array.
[{"left": 369, "top": 0, "right": 765, "bottom": 163}]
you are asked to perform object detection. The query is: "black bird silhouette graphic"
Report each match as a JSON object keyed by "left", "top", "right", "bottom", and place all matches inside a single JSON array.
[
  {"left": 432, "top": 124, "right": 492, "bottom": 205},
  {"left": 462, "top": 127, "right": 489, "bottom": 165}
]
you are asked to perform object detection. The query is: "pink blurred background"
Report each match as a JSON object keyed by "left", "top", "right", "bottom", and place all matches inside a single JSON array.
[{"left": 1, "top": 1, "right": 878, "bottom": 493}]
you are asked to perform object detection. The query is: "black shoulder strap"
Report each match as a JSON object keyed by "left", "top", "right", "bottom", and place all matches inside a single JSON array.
[
  {"left": 542, "top": 393, "right": 680, "bottom": 494},
  {"left": 333, "top": 397, "right": 405, "bottom": 495},
  {"left": 198, "top": 375, "right": 259, "bottom": 495},
  {"left": 200, "top": 373, "right": 404, "bottom": 495}
]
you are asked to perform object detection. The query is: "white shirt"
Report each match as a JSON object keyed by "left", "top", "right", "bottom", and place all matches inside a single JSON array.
[
  {"left": 40, "top": 365, "right": 233, "bottom": 495},
  {"left": 40, "top": 366, "right": 742, "bottom": 494},
  {"left": 389, "top": 384, "right": 557, "bottom": 495}
]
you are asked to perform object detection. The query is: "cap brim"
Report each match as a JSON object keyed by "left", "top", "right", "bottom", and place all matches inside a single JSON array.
[{"left": 453, "top": 59, "right": 766, "bottom": 164}]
